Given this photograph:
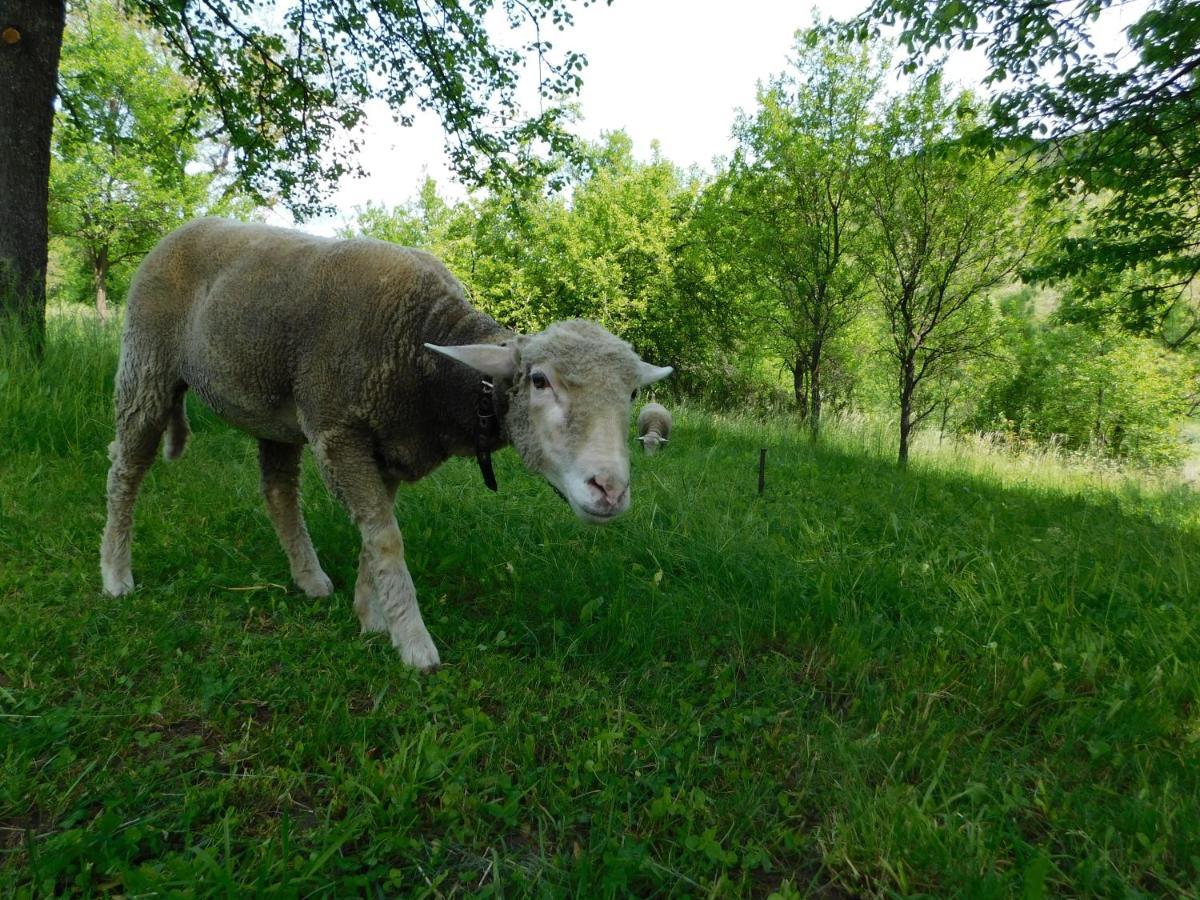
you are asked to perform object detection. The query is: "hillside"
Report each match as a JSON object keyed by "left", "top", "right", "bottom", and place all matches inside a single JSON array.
[{"left": 2, "top": 319, "right": 1198, "bottom": 896}]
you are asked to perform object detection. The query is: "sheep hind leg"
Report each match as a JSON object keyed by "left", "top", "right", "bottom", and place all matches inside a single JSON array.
[
  {"left": 258, "top": 439, "right": 334, "bottom": 598},
  {"left": 163, "top": 385, "right": 191, "bottom": 460},
  {"left": 310, "top": 435, "right": 438, "bottom": 670},
  {"left": 100, "top": 371, "right": 179, "bottom": 596}
]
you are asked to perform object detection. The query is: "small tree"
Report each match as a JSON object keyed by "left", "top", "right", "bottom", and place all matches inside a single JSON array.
[
  {"left": 538, "top": 134, "right": 722, "bottom": 370},
  {"left": 864, "top": 75, "right": 1033, "bottom": 465},
  {"left": 718, "top": 29, "right": 883, "bottom": 430},
  {"left": 49, "top": 2, "right": 221, "bottom": 321},
  {"left": 848, "top": 0, "right": 1200, "bottom": 360}
]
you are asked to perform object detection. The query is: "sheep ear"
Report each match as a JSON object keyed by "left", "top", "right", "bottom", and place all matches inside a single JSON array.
[
  {"left": 425, "top": 342, "right": 518, "bottom": 379},
  {"left": 637, "top": 361, "right": 673, "bottom": 387},
  {"left": 635, "top": 435, "right": 648, "bottom": 443}
]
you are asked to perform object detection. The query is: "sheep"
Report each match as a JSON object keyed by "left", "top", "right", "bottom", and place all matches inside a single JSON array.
[
  {"left": 636, "top": 402, "right": 672, "bottom": 455},
  {"left": 100, "top": 217, "right": 673, "bottom": 670}
]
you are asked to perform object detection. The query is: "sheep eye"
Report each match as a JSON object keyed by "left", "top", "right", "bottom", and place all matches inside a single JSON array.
[{"left": 530, "top": 371, "right": 549, "bottom": 390}]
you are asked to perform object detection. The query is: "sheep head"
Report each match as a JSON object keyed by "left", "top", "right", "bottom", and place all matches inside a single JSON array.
[
  {"left": 637, "top": 432, "right": 668, "bottom": 455},
  {"left": 426, "top": 320, "right": 671, "bottom": 524}
]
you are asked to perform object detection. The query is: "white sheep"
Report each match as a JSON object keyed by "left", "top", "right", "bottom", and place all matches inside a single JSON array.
[
  {"left": 636, "top": 402, "right": 672, "bottom": 455},
  {"left": 100, "top": 218, "right": 673, "bottom": 669}
]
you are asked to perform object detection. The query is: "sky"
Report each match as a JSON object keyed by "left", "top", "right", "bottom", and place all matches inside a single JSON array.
[
  {"left": 285, "top": 0, "right": 875, "bottom": 233},
  {"left": 282, "top": 0, "right": 1146, "bottom": 236}
]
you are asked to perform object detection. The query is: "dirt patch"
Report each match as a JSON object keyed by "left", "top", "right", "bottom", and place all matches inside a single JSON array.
[
  {"left": 0, "top": 805, "right": 47, "bottom": 852},
  {"left": 243, "top": 610, "right": 279, "bottom": 634},
  {"left": 154, "top": 716, "right": 223, "bottom": 751},
  {"left": 236, "top": 699, "right": 274, "bottom": 727}
]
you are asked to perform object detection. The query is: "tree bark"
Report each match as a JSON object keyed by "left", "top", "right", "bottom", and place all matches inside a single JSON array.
[
  {"left": 793, "top": 359, "right": 809, "bottom": 420},
  {"left": 94, "top": 247, "right": 110, "bottom": 324},
  {"left": 898, "top": 358, "right": 916, "bottom": 467},
  {"left": 0, "top": 0, "right": 65, "bottom": 349},
  {"left": 808, "top": 338, "right": 823, "bottom": 435}
]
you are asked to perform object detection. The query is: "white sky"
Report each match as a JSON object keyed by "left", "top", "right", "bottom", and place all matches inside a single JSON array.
[{"left": 279, "top": 0, "right": 1146, "bottom": 235}]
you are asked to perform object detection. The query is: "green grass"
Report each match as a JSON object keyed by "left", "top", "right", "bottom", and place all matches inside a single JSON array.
[{"left": 2, "top": 311, "right": 1199, "bottom": 896}]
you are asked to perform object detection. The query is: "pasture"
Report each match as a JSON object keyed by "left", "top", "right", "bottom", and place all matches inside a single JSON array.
[{"left": 2, "top": 316, "right": 1199, "bottom": 896}]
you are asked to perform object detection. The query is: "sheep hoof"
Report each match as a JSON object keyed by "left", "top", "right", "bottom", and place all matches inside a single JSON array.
[
  {"left": 102, "top": 567, "right": 135, "bottom": 597},
  {"left": 397, "top": 629, "right": 440, "bottom": 672},
  {"left": 297, "top": 570, "right": 334, "bottom": 598}
]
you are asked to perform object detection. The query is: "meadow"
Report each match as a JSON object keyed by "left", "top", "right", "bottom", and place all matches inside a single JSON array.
[{"left": 2, "top": 314, "right": 1199, "bottom": 896}]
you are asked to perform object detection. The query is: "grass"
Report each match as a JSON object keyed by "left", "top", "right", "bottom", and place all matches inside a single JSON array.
[{"left": 2, "top": 310, "right": 1199, "bottom": 896}]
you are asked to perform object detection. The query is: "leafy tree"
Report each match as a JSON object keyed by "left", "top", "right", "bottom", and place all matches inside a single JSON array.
[
  {"left": 848, "top": 0, "right": 1200, "bottom": 354},
  {"left": 1, "top": 0, "right": 603, "bottom": 346},
  {"left": 347, "top": 134, "right": 737, "bottom": 375},
  {"left": 532, "top": 134, "right": 724, "bottom": 371},
  {"left": 346, "top": 177, "right": 458, "bottom": 250},
  {"left": 713, "top": 29, "right": 883, "bottom": 430},
  {"left": 972, "top": 316, "right": 1194, "bottom": 466},
  {"left": 863, "top": 75, "right": 1035, "bottom": 466},
  {"left": 49, "top": 1, "right": 218, "bottom": 321},
  {"left": 345, "top": 176, "right": 555, "bottom": 333}
]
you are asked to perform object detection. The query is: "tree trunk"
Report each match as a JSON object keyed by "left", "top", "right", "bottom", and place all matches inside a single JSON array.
[
  {"left": 808, "top": 339, "right": 823, "bottom": 436},
  {"left": 898, "top": 359, "right": 916, "bottom": 467},
  {"left": 793, "top": 359, "right": 809, "bottom": 420},
  {"left": 94, "top": 247, "right": 110, "bottom": 324},
  {"left": 0, "top": 0, "right": 65, "bottom": 350}
]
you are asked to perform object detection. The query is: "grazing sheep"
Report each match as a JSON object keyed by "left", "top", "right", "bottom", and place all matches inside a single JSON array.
[
  {"left": 636, "top": 402, "right": 672, "bottom": 455},
  {"left": 100, "top": 218, "right": 672, "bottom": 669}
]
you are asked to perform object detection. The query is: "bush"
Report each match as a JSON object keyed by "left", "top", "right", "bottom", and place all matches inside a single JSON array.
[{"left": 969, "top": 323, "right": 1194, "bottom": 466}]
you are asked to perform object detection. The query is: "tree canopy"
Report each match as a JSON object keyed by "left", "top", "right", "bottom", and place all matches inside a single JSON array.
[
  {"left": 712, "top": 29, "right": 884, "bottom": 428},
  {"left": 1, "top": 0, "right": 603, "bottom": 342},
  {"left": 128, "top": 0, "right": 602, "bottom": 213},
  {"left": 849, "top": 0, "right": 1200, "bottom": 351},
  {"left": 5, "top": 2, "right": 1197, "bottom": 468},
  {"left": 50, "top": 0, "right": 223, "bottom": 321}
]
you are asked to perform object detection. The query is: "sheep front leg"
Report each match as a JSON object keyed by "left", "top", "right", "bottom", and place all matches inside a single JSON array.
[
  {"left": 311, "top": 435, "right": 439, "bottom": 670},
  {"left": 354, "top": 551, "right": 389, "bottom": 635},
  {"left": 359, "top": 525, "right": 438, "bottom": 669},
  {"left": 354, "top": 473, "right": 398, "bottom": 636}
]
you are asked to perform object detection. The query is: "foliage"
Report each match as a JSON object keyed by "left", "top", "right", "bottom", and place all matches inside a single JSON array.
[
  {"left": 3, "top": 320, "right": 1200, "bottom": 895},
  {"left": 27, "top": 8, "right": 1195, "bottom": 466},
  {"left": 129, "top": 0, "right": 606, "bottom": 214},
  {"left": 347, "top": 134, "right": 738, "bottom": 378},
  {"left": 847, "top": 0, "right": 1200, "bottom": 354},
  {"left": 344, "top": 178, "right": 459, "bottom": 250},
  {"left": 338, "top": 107, "right": 1192, "bottom": 467},
  {"left": 863, "top": 74, "right": 1035, "bottom": 464},
  {"left": 712, "top": 27, "right": 883, "bottom": 428},
  {"left": 972, "top": 308, "right": 1196, "bottom": 466},
  {"left": 520, "top": 134, "right": 729, "bottom": 372},
  {"left": 2, "top": 0, "right": 606, "bottom": 346},
  {"left": 48, "top": 1, "right": 226, "bottom": 319}
]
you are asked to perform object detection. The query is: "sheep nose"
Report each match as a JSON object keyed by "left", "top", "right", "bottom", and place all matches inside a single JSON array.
[{"left": 586, "top": 473, "right": 628, "bottom": 510}]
